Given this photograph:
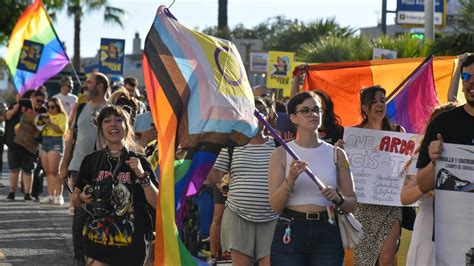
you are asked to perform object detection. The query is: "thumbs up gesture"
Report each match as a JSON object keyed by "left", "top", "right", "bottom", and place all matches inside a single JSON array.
[{"left": 428, "top": 133, "right": 444, "bottom": 164}]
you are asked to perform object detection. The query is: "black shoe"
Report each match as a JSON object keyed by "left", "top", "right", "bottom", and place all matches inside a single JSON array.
[
  {"left": 6, "top": 192, "right": 15, "bottom": 201},
  {"left": 24, "top": 193, "right": 33, "bottom": 201},
  {"left": 33, "top": 196, "right": 40, "bottom": 202}
]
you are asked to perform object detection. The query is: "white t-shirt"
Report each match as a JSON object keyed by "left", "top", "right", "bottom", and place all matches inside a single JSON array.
[{"left": 53, "top": 93, "right": 78, "bottom": 116}]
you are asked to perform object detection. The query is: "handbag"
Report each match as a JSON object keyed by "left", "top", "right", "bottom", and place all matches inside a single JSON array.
[
  {"left": 401, "top": 206, "right": 416, "bottom": 231},
  {"left": 333, "top": 146, "right": 364, "bottom": 249}
]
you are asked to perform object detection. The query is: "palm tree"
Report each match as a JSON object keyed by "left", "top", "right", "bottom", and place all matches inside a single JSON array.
[
  {"left": 218, "top": 0, "right": 227, "bottom": 31},
  {"left": 52, "top": 0, "right": 126, "bottom": 71},
  {"left": 217, "top": 0, "right": 229, "bottom": 38}
]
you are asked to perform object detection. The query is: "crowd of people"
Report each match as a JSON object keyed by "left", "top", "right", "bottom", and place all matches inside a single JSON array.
[{"left": 1, "top": 53, "right": 473, "bottom": 265}]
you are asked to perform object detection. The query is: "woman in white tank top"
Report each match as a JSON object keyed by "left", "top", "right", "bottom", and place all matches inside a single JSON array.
[{"left": 268, "top": 91, "right": 357, "bottom": 266}]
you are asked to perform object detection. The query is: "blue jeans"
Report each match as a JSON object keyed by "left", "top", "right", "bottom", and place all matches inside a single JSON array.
[
  {"left": 194, "top": 186, "right": 214, "bottom": 239},
  {"left": 270, "top": 211, "right": 344, "bottom": 266}
]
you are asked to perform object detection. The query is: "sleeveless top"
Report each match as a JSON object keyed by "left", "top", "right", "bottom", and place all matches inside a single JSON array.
[{"left": 285, "top": 141, "right": 337, "bottom": 207}]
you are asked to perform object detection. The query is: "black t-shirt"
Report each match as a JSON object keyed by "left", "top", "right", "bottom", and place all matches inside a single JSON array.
[
  {"left": 4, "top": 104, "right": 21, "bottom": 148},
  {"left": 75, "top": 150, "right": 157, "bottom": 265},
  {"left": 417, "top": 106, "right": 474, "bottom": 169},
  {"left": 319, "top": 125, "right": 344, "bottom": 145}
]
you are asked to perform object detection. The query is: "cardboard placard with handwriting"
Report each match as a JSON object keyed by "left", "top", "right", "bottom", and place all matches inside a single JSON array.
[{"left": 343, "top": 127, "right": 422, "bottom": 206}]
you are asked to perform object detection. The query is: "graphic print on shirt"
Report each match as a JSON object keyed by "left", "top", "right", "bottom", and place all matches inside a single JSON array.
[{"left": 83, "top": 170, "right": 135, "bottom": 247}]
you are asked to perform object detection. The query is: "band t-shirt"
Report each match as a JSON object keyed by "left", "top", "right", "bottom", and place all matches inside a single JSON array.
[
  {"left": 417, "top": 106, "right": 474, "bottom": 169},
  {"left": 76, "top": 150, "right": 156, "bottom": 265}
]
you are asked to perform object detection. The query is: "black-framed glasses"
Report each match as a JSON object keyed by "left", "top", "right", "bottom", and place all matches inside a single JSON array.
[
  {"left": 48, "top": 105, "right": 57, "bottom": 110},
  {"left": 36, "top": 99, "right": 44, "bottom": 104},
  {"left": 256, "top": 104, "right": 269, "bottom": 116},
  {"left": 461, "top": 72, "right": 473, "bottom": 81},
  {"left": 296, "top": 106, "right": 322, "bottom": 117}
]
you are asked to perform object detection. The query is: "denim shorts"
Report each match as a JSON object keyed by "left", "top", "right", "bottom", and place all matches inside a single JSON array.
[
  {"left": 270, "top": 209, "right": 344, "bottom": 266},
  {"left": 41, "top": 136, "right": 64, "bottom": 154}
]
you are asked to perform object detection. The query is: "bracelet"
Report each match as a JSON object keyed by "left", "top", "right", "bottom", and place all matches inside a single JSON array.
[
  {"left": 335, "top": 191, "right": 344, "bottom": 206},
  {"left": 136, "top": 171, "right": 151, "bottom": 188}
]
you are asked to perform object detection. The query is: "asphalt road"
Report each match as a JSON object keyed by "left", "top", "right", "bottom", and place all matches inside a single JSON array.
[{"left": 0, "top": 147, "right": 75, "bottom": 266}]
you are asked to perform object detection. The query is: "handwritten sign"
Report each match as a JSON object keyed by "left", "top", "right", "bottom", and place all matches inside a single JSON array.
[
  {"left": 17, "top": 40, "right": 44, "bottom": 73},
  {"left": 343, "top": 127, "right": 422, "bottom": 206},
  {"left": 435, "top": 143, "right": 474, "bottom": 265},
  {"left": 98, "top": 38, "right": 125, "bottom": 75}
]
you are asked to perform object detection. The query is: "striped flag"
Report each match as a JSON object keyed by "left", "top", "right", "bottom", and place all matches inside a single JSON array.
[
  {"left": 387, "top": 57, "right": 439, "bottom": 133},
  {"left": 303, "top": 56, "right": 455, "bottom": 126},
  {"left": 142, "top": 6, "right": 258, "bottom": 265},
  {"left": 5, "top": 0, "right": 69, "bottom": 95}
]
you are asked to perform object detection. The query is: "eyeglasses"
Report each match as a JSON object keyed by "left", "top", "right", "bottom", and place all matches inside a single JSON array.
[
  {"left": 296, "top": 106, "right": 322, "bottom": 117},
  {"left": 256, "top": 104, "right": 269, "bottom": 116},
  {"left": 461, "top": 72, "right": 473, "bottom": 81},
  {"left": 48, "top": 105, "right": 57, "bottom": 109},
  {"left": 36, "top": 99, "right": 44, "bottom": 104}
]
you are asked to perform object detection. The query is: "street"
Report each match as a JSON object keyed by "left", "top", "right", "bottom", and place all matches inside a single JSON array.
[{"left": 0, "top": 148, "right": 75, "bottom": 266}]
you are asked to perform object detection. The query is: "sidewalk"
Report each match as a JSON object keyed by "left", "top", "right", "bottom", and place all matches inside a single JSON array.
[{"left": 0, "top": 146, "right": 74, "bottom": 266}]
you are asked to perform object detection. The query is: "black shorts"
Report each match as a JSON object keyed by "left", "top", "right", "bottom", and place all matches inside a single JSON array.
[
  {"left": 7, "top": 143, "right": 37, "bottom": 175},
  {"left": 212, "top": 184, "right": 227, "bottom": 205}
]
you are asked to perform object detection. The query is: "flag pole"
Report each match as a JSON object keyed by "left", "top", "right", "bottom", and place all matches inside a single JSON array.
[
  {"left": 254, "top": 110, "right": 326, "bottom": 191},
  {"left": 386, "top": 54, "right": 433, "bottom": 101},
  {"left": 43, "top": 2, "right": 82, "bottom": 87}
]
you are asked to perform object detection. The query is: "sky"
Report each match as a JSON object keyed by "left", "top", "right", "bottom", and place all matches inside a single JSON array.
[{"left": 0, "top": 0, "right": 398, "bottom": 59}]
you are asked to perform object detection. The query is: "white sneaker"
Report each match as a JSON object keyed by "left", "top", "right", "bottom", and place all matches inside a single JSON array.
[
  {"left": 54, "top": 196, "right": 64, "bottom": 206},
  {"left": 40, "top": 196, "right": 53, "bottom": 204}
]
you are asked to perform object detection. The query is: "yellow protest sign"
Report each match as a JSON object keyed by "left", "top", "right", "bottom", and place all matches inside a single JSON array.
[{"left": 266, "top": 51, "right": 294, "bottom": 97}]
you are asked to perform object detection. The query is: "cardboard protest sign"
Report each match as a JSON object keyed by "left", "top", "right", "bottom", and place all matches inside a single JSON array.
[
  {"left": 343, "top": 127, "right": 422, "bottom": 206},
  {"left": 434, "top": 143, "right": 474, "bottom": 265}
]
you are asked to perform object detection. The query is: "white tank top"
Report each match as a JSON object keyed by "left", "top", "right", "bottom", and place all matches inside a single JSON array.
[{"left": 285, "top": 141, "right": 338, "bottom": 207}]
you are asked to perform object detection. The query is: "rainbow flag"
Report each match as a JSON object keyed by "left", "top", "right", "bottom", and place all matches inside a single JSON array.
[
  {"left": 142, "top": 5, "right": 258, "bottom": 265},
  {"left": 303, "top": 56, "right": 456, "bottom": 126},
  {"left": 386, "top": 57, "right": 439, "bottom": 133},
  {"left": 5, "top": 0, "right": 69, "bottom": 95}
]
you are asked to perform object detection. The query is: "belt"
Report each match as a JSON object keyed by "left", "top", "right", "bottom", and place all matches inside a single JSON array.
[{"left": 281, "top": 208, "right": 328, "bottom": 221}]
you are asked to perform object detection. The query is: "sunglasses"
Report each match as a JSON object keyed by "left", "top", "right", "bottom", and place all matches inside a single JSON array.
[
  {"left": 461, "top": 72, "right": 473, "bottom": 81},
  {"left": 296, "top": 106, "right": 322, "bottom": 117}
]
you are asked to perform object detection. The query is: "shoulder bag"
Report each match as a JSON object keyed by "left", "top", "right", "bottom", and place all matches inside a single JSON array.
[{"left": 333, "top": 146, "right": 364, "bottom": 249}]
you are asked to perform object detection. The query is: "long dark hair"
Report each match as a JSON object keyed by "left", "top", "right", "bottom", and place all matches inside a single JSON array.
[
  {"left": 96, "top": 105, "right": 144, "bottom": 154},
  {"left": 313, "top": 90, "right": 343, "bottom": 136},
  {"left": 287, "top": 91, "right": 320, "bottom": 115},
  {"left": 359, "top": 85, "right": 395, "bottom": 131},
  {"left": 48, "top": 97, "right": 66, "bottom": 115}
]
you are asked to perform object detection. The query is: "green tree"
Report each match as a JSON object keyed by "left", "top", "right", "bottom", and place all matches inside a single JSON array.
[
  {"left": 430, "top": 0, "right": 474, "bottom": 55},
  {"left": 265, "top": 17, "right": 356, "bottom": 52},
  {"left": 50, "top": 0, "right": 126, "bottom": 71},
  {"left": 299, "top": 34, "right": 429, "bottom": 63},
  {"left": 455, "top": 0, "right": 474, "bottom": 32},
  {"left": 430, "top": 33, "right": 474, "bottom": 55},
  {"left": 0, "top": 0, "right": 63, "bottom": 46}
]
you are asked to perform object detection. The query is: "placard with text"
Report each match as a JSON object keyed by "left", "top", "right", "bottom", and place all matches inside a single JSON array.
[
  {"left": 98, "top": 38, "right": 125, "bottom": 75},
  {"left": 343, "top": 127, "right": 422, "bottom": 206},
  {"left": 434, "top": 143, "right": 474, "bottom": 265}
]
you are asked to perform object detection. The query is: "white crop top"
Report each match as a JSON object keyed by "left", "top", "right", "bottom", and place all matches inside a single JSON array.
[{"left": 285, "top": 141, "right": 338, "bottom": 207}]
